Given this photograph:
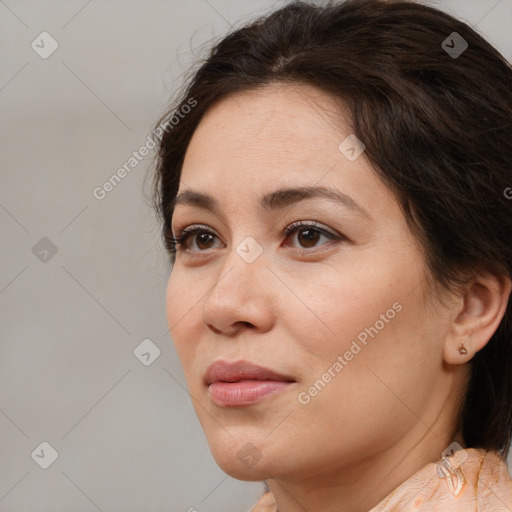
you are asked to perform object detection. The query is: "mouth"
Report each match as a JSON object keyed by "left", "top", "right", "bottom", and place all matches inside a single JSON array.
[{"left": 204, "top": 360, "right": 296, "bottom": 407}]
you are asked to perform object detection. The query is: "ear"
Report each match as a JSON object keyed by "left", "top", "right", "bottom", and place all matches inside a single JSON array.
[{"left": 443, "top": 271, "right": 512, "bottom": 365}]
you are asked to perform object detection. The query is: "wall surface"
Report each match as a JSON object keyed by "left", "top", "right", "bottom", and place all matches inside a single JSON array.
[{"left": 1, "top": 1, "right": 511, "bottom": 511}]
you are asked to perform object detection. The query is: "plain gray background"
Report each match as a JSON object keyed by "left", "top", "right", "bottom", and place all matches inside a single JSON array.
[{"left": 1, "top": 1, "right": 511, "bottom": 511}]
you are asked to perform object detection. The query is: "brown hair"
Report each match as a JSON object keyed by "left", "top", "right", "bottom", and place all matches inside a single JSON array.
[{"left": 151, "top": 0, "right": 512, "bottom": 455}]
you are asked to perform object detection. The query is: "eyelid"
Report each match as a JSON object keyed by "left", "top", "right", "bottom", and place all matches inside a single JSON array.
[
  {"left": 172, "top": 223, "right": 217, "bottom": 239},
  {"left": 283, "top": 220, "right": 339, "bottom": 239}
]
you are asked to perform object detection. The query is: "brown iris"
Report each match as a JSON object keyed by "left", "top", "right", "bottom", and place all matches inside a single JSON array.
[
  {"left": 297, "top": 228, "right": 320, "bottom": 248},
  {"left": 196, "top": 232, "right": 215, "bottom": 250}
]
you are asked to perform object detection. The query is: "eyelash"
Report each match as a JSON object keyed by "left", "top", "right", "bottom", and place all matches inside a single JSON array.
[{"left": 168, "top": 221, "right": 342, "bottom": 255}]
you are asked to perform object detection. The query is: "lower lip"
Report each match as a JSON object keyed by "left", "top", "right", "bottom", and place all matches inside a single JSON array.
[{"left": 208, "top": 380, "right": 292, "bottom": 407}]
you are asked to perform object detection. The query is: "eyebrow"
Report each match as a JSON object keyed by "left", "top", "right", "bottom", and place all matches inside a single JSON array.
[{"left": 172, "top": 185, "right": 370, "bottom": 218}]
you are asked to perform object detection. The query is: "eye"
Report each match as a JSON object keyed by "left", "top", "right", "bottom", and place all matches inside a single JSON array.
[
  {"left": 169, "top": 225, "right": 223, "bottom": 253},
  {"left": 169, "top": 221, "right": 342, "bottom": 256},
  {"left": 283, "top": 221, "right": 340, "bottom": 250}
]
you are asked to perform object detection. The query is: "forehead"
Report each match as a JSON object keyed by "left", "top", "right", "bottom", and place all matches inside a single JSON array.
[
  {"left": 182, "top": 82, "right": 345, "bottom": 174},
  {"left": 178, "top": 83, "right": 396, "bottom": 222}
]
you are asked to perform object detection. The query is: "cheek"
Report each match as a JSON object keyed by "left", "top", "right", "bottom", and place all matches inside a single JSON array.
[
  {"left": 290, "top": 291, "right": 441, "bottom": 458},
  {"left": 287, "top": 249, "right": 438, "bottom": 392},
  {"left": 165, "top": 270, "right": 181, "bottom": 325},
  {"left": 282, "top": 259, "right": 408, "bottom": 361},
  {"left": 165, "top": 269, "right": 203, "bottom": 361},
  {"left": 295, "top": 270, "right": 441, "bottom": 409}
]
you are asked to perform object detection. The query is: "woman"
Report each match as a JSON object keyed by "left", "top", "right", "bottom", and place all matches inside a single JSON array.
[{"left": 151, "top": 0, "right": 512, "bottom": 510}]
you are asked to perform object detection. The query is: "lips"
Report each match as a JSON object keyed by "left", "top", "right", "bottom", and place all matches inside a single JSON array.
[
  {"left": 204, "top": 360, "right": 295, "bottom": 407},
  {"left": 204, "top": 360, "right": 295, "bottom": 385}
]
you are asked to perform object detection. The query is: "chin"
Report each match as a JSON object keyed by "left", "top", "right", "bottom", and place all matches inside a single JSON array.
[
  {"left": 210, "top": 444, "right": 273, "bottom": 481},
  {"left": 203, "top": 431, "right": 275, "bottom": 481}
]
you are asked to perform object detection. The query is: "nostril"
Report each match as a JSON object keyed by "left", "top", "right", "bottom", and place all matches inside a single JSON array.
[
  {"left": 236, "top": 321, "right": 254, "bottom": 329},
  {"left": 207, "top": 323, "right": 222, "bottom": 335},
  {"left": 206, "top": 320, "right": 255, "bottom": 336}
]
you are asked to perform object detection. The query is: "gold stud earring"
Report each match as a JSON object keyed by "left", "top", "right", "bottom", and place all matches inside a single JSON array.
[{"left": 457, "top": 343, "right": 468, "bottom": 356}]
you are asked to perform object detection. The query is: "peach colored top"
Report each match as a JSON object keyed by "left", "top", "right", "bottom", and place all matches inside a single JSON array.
[{"left": 250, "top": 448, "right": 512, "bottom": 511}]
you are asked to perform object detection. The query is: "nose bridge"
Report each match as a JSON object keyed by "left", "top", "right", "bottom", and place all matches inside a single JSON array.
[
  {"left": 202, "top": 235, "right": 273, "bottom": 333},
  {"left": 212, "top": 235, "right": 267, "bottom": 297}
]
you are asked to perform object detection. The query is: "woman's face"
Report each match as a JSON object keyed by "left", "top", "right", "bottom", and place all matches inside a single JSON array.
[{"left": 166, "top": 83, "right": 459, "bottom": 483}]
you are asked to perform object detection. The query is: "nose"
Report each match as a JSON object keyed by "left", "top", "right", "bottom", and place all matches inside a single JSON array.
[{"left": 202, "top": 246, "right": 277, "bottom": 337}]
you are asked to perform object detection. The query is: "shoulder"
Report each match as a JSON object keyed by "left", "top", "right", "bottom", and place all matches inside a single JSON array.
[
  {"left": 371, "top": 447, "right": 512, "bottom": 511},
  {"left": 474, "top": 449, "right": 512, "bottom": 510}
]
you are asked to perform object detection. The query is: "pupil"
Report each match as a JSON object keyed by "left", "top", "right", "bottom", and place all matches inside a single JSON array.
[
  {"left": 298, "top": 229, "right": 319, "bottom": 248},
  {"left": 197, "top": 233, "right": 213, "bottom": 249}
]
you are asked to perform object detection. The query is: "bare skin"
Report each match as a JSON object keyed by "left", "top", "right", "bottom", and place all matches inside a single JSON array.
[{"left": 166, "top": 82, "right": 511, "bottom": 512}]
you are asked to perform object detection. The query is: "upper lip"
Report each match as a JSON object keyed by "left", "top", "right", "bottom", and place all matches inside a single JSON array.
[{"left": 204, "top": 360, "right": 295, "bottom": 385}]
